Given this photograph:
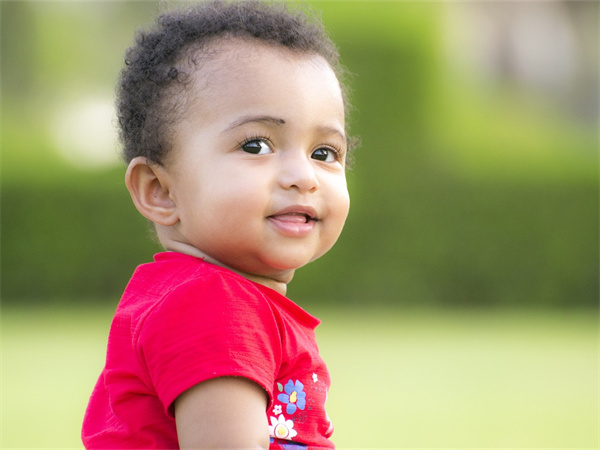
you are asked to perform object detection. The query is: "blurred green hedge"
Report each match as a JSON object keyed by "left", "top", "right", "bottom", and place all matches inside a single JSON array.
[
  {"left": 2, "top": 155, "right": 596, "bottom": 308},
  {"left": 2, "top": 2, "right": 598, "bottom": 308}
]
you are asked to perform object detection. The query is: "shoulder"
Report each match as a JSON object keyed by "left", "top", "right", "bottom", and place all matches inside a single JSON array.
[
  {"left": 128, "top": 252, "right": 251, "bottom": 294},
  {"left": 160, "top": 261, "right": 271, "bottom": 316},
  {"left": 136, "top": 256, "right": 278, "bottom": 336},
  {"left": 124, "top": 252, "right": 269, "bottom": 318}
]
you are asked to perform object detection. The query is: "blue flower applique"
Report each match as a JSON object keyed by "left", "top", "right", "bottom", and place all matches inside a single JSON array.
[
  {"left": 269, "top": 436, "right": 307, "bottom": 450},
  {"left": 281, "top": 443, "right": 307, "bottom": 450},
  {"left": 277, "top": 379, "right": 306, "bottom": 415}
]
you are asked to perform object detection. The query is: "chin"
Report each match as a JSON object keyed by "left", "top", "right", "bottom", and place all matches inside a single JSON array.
[
  {"left": 268, "top": 255, "right": 315, "bottom": 271},
  {"left": 235, "top": 251, "right": 320, "bottom": 281}
]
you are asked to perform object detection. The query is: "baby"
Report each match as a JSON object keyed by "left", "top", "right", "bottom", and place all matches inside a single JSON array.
[{"left": 82, "top": 1, "right": 352, "bottom": 448}]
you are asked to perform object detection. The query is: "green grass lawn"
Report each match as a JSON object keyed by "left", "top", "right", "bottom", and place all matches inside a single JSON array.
[{"left": 1, "top": 305, "right": 597, "bottom": 449}]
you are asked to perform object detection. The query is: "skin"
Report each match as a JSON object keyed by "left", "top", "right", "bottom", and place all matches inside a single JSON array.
[{"left": 125, "top": 39, "right": 349, "bottom": 448}]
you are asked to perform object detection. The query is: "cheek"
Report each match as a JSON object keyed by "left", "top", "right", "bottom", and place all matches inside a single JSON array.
[
  {"left": 335, "top": 197, "right": 350, "bottom": 235},
  {"left": 207, "top": 181, "right": 268, "bottom": 224},
  {"left": 331, "top": 179, "right": 350, "bottom": 220},
  {"left": 321, "top": 180, "right": 350, "bottom": 245}
]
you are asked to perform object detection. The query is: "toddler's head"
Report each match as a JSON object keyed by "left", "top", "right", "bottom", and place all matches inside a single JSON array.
[
  {"left": 117, "top": 0, "right": 349, "bottom": 165},
  {"left": 121, "top": 0, "right": 352, "bottom": 291}
]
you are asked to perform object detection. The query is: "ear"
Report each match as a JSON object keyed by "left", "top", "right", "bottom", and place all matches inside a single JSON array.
[{"left": 125, "top": 157, "right": 179, "bottom": 226}]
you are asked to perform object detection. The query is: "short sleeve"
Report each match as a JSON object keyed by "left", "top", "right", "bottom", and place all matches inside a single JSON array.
[{"left": 137, "top": 271, "right": 282, "bottom": 415}]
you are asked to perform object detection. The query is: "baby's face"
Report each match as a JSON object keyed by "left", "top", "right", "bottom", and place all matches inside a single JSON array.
[{"left": 163, "top": 39, "right": 350, "bottom": 282}]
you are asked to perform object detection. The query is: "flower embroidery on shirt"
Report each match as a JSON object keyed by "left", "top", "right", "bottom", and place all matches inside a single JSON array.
[
  {"left": 269, "top": 414, "right": 298, "bottom": 440},
  {"left": 272, "top": 404, "right": 282, "bottom": 415},
  {"left": 312, "top": 373, "right": 318, "bottom": 383},
  {"left": 277, "top": 380, "right": 306, "bottom": 415}
]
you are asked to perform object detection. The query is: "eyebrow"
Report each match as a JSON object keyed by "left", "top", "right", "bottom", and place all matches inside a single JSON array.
[
  {"left": 223, "top": 114, "right": 347, "bottom": 143},
  {"left": 223, "top": 115, "right": 286, "bottom": 133}
]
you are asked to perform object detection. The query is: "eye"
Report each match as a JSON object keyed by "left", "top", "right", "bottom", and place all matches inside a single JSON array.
[
  {"left": 241, "top": 139, "right": 272, "bottom": 155},
  {"left": 311, "top": 147, "right": 339, "bottom": 162}
]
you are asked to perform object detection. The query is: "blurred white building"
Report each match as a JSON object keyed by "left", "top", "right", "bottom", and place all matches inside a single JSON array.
[{"left": 444, "top": 1, "right": 598, "bottom": 122}]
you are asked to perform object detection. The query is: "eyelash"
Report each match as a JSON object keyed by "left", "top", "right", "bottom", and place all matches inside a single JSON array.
[
  {"left": 237, "top": 134, "right": 272, "bottom": 152},
  {"left": 317, "top": 144, "right": 344, "bottom": 162},
  {"left": 238, "top": 133, "right": 271, "bottom": 145},
  {"left": 238, "top": 134, "right": 344, "bottom": 162}
]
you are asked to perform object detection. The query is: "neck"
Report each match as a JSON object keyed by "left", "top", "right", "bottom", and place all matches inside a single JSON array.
[
  {"left": 162, "top": 240, "right": 292, "bottom": 296},
  {"left": 241, "top": 272, "right": 290, "bottom": 297}
]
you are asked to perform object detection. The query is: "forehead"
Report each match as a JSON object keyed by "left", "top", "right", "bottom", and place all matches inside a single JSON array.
[
  {"left": 185, "top": 37, "right": 334, "bottom": 77},
  {"left": 181, "top": 38, "right": 344, "bottom": 113}
]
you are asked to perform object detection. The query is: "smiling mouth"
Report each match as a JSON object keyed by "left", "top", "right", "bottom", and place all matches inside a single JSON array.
[
  {"left": 267, "top": 209, "right": 319, "bottom": 237},
  {"left": 269, "top": 212, "right": 317, "bottom": 223}
]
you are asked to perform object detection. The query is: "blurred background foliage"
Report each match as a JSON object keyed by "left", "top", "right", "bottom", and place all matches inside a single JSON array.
[{"left": 1, "top": 1, "right": 598, "bottom": 309}]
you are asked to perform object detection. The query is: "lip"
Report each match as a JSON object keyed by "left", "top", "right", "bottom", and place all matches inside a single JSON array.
[
  {"left": 270, "top": 205, "right": 318, "bottom": 221},
  {"left": 267, "top": 205, "right": 319, "bottom": 237}
]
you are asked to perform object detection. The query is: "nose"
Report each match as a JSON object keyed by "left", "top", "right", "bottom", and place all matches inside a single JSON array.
[{"left": 277, "top": 152, "right": 319, "bottom": 193}]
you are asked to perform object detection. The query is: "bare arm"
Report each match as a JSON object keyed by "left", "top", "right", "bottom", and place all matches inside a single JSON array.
[{"left": 175, "top": 376, "right": 270, "bottom": 449}]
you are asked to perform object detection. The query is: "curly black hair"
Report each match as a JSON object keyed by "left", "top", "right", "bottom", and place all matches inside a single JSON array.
[{"left": 117, "top": 0, "right": 350, "bottom": 165}]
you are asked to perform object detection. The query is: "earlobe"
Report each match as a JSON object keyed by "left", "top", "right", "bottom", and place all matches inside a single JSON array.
[{"left": 125, "top": 157, "right": 179, "bottom": 226}]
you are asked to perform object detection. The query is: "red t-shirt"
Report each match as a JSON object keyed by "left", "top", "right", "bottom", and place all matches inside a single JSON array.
[{"left": 82, "top": 252, "right": 334, "bottom": 449}]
